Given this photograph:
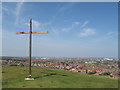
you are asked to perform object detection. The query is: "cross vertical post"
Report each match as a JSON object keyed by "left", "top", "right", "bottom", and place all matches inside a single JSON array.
[{"left": 29, "top": 18, "right": 32, "bottom": 78}]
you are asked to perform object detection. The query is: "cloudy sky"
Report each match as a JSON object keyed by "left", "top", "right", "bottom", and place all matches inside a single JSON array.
[{"left": 2, "top": 2, "right": 118, "bottom": 58}]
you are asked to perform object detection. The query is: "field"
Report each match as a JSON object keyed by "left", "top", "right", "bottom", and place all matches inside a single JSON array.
[{"left": 2, "top": 66, "right": 118, "bottom": 88}]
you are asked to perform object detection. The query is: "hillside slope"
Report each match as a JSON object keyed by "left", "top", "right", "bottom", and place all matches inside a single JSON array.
[{"left": 2, "top": 66, "right": 118, "bottom": 88}]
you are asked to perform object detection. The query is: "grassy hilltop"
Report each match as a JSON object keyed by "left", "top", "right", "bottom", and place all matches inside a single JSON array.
[{"left": 2, "top": 66, "right": 118, "bottom": 88}]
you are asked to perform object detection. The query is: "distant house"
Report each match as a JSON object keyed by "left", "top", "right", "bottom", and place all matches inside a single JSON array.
[
  {"left": 104, "top": 58, "right": 113, "bottom": 61},
  {"left": 70, "top": 68, "right": 78, "bottom": 72},
  {"left": 80, "top": 69, "right": 86, "bottom": 73},
  {"left": 111, "top": 71, "right": 119, "bottom": 78}
]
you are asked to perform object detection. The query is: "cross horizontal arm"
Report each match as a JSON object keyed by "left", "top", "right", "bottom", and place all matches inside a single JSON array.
[{"left": 16, "top": 31, "right": 48, "bottom": 34}]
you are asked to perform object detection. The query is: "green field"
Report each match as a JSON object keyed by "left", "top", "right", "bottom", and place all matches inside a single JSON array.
[{"left": 2, "top": 66, "right": 118, "bottom": 88}]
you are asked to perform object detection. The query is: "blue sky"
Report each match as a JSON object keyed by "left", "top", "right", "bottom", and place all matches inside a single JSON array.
[{"left": 2, "top": 2, "right": 118, "bottom": 58}]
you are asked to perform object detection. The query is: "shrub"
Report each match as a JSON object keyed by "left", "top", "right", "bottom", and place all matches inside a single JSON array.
[
  {"left": 102, "top": 72, "right": 111, "bottom": 75},
  {"left": 88, "top": 71, "right": 96, "bottom": 74},
  {"left": 9, "top": 64, "right": 17, "bottom": 66}
]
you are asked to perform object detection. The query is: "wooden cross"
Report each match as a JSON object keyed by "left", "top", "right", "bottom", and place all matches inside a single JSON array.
[{"left": 16, "top": 18, "right": 48, "bottom": 80}]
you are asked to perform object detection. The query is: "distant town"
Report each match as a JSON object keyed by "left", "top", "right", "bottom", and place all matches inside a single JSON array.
[{"left": 1, "top": 56, "right": 119, "bottom": 79}]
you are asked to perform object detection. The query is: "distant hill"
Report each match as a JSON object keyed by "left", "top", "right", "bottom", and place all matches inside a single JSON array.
[{"left": 2, "top": 66, "right": 118, "bottom": 88}]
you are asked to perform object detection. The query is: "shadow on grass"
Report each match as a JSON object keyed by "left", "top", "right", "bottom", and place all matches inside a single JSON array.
[
  {"left": 2, "top": 71, "right": 5, "bottom": 73},
  {"left": 61, "top": 74, "right": 67, "bottom": 76},
  {"left": 44, "top": 72, "right": 68, "bottom": 77},
  {"left": 34, "top": 76, "right": 40, "bottom": 79}
]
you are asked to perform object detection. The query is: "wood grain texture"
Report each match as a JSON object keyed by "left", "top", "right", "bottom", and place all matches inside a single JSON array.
[{"left": 16, "top": 31, "right": 48, "bottom": 34}]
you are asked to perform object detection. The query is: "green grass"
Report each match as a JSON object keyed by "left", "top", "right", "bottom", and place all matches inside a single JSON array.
[{"left": 2, "top": 66, "right": 118, "bottom": 88}]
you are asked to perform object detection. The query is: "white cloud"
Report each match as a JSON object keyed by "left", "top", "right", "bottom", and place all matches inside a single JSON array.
[
  {"left": 43, "top": 22, "right": 52, "bottom": 26},
  {"left": 73, "top": 21, "right": 81, "bottom": 25},
  {"left": 59, "top": 2, "right": 75, "bottom": 12},
  {"left": 62, "top": 28, "right": 70, "bottom": 32},
  {"left": 24, "top": 19, "right": 41, "bottom": 30},
  {"left": 2, "top": 1, "right": 24, "bottom": 25},
  {"left": 2, "top": 6, "right": 9, "bottom": 12},
  {"left": 15, "top": 0, "right": 24, "bottom": 25},
  {"left": 81, "top": 21, "right": 89, "bottom": 28},
  {"left": 51, "top": 28, "right": 59, "bottom": 36},
  {"left": 24, "top": 22, "right": 29, "bottom": 26},
  {"left": 107, "top": 32, "right": 117, "bottom": 36},
  {"left": 72, "top": 21, "right": 81, "bottom": 28},
  {"left": 33, "top": 20, "right": 41, "bottom": 30},
  {"left": 62, "top": 21, "right": 81, "bottom": 32},
  {"left": 2, "top": 5, "right": 15, "bottom": 16},
  {"left": 78, "top": 28, "right": 95, "bottom": 37}
]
